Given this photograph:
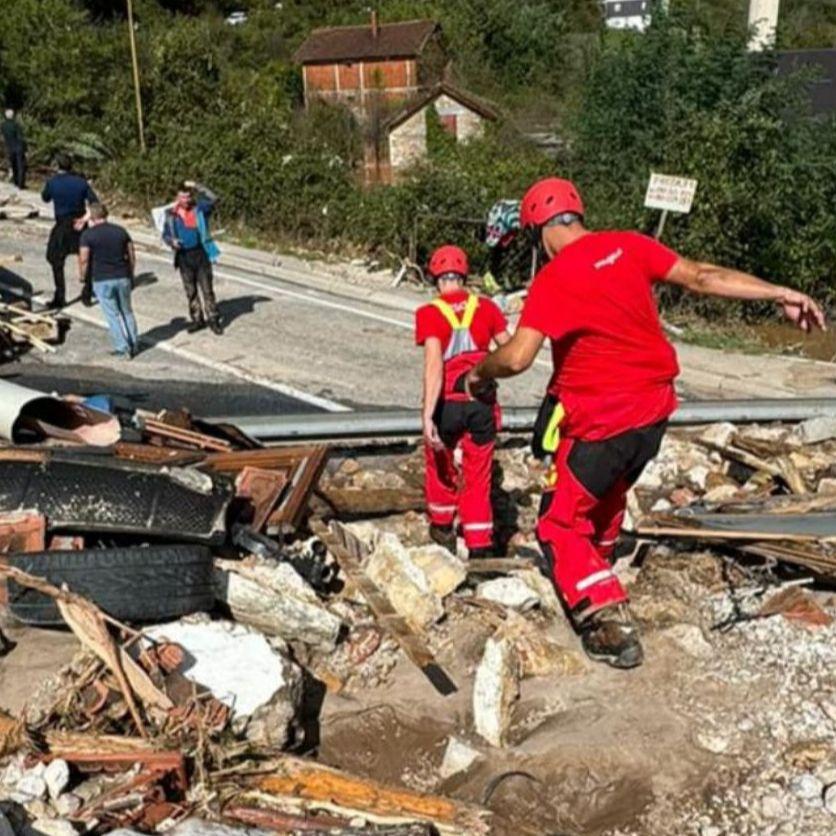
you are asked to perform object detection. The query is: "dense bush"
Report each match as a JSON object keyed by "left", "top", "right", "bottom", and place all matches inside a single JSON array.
[
  {"left": 569, "top": 4, "right": 836, "bottom": 314},
  {"left": 1, "top": 0, "right": 834, "bottom": 316}
]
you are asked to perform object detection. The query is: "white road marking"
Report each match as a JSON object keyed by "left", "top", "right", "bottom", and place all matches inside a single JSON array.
[{"left": 141, "top": 250, "right": 554, "bottom": 370}]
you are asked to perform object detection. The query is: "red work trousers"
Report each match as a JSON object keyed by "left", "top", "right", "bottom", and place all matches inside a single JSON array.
[
  {"left": 425, "top": 399, "right": 497, "bottom": 550},
  {"left": 537, "top": 421, "right": 667, "bottom": 622}
]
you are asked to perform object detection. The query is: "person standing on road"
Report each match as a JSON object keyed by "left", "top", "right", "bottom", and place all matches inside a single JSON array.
[
  {"left": 416, "top": 245, "right": 511, "bottom": 558},
  {"left": 462, "top": 177, "right": 826, "bottom": 669},
  {"left": 41, "top": 153, "right": 98, "bottom": 309},
  {"left": 78, "top": 203, "right": 139, "bottom": 359},
  {"left": 1, "top": 109, "right": 27, "bottom": 190},
  {"left": 162, "top": 180, "right": 223, "bottom": 335}
]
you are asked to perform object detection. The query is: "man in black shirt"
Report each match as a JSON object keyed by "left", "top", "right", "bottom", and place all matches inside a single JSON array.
[
  {"left": 1, "top": 109, "right": 26, "bottom": 189},
  {"left": 78, "top": 203, "right": 139, "bottom": 359},
  {"left": 42, "top": 153, "right": 98, "bottom": 309}
]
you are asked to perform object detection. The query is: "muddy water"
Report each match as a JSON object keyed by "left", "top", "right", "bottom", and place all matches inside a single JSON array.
[{"left": 750, "top": 321, "right": 836, "bottom": 361}]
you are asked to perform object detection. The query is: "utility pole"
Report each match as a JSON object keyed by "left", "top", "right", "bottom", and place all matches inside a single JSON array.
[
  {"left": 126, "top": 0, "right": 146, "bottom": 152},
  {"left": 747, "top": 0, "right": 781, "bottom": 52}
]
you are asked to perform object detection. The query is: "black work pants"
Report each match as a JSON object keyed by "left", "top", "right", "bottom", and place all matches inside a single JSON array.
[
  {"left": 6, "top": 145, "right": 26, "bottom": 189},
  {"left": 177, "top": 247, "right": 218, "bottom": 323}
]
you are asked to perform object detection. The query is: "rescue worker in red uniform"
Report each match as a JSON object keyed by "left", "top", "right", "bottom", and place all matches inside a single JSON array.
[
  {"left": 416, "top": 245, "right": 511, "bottom": 557},
  {"left": 463, "top": 178, "right": 826, "bottom": 668}
]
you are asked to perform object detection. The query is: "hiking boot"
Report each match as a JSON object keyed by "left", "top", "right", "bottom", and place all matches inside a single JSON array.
[
  {"left": 209, "top": 318, "right": 224, "bottom": 335},
  {"left": 187, "top": 319, "right": 205, "bottom": 334},
  {"left": 429, "top": 523, "right": 456, "bottom": 553},
  {"left": 579, "top": 604, "right": 643, "bottom": 669}
]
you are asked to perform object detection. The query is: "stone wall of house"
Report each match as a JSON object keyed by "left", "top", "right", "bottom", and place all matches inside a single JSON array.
[
  {"left": 434, "top": 94, "right": 486, "bottom": 141},
  {"left": 389, "top": 108, "right": 427, "bottom": 171}
]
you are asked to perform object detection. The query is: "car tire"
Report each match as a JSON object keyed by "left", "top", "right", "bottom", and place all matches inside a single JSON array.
[{"left": 8, "top": 545, "right": 215, "bottom": 626}]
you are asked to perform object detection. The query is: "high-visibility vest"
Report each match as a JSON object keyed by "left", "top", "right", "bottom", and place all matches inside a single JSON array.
[{"left": 432, "top": 295, "right": 480, "bottom": 362}]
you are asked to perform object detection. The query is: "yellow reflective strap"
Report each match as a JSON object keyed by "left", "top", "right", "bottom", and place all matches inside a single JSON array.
[
  {"left": 432, "top": 295, "right": 478, "bottom": 330},
  {"left": 431, "top": 298, "right": 461, "bottom": 330},
  {"left": 542, "top": 402, "right": 565, "bottom": 454},
  {"left": 460, "top": 294, "right": 479, "bottom": 329}
]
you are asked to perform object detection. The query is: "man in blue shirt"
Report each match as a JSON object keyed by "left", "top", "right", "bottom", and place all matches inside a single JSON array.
[
  {"left": 162, "top": 180, "right": 223, "bottom": 335},
  {"left": 42, "top": 153, "right": 98, "bottom": 309}
]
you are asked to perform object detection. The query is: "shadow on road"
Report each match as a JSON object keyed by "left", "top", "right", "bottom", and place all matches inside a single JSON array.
[
  {"left": 0, "top": 267, "right": 33, "bottom": 302},
  {"left": 137, "top": 294, "right": 271, "bottom": 354}
]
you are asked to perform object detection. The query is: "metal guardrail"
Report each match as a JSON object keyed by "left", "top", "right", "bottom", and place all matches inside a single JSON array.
[{"left": 215, "top": 398, "right": 836, "bottom": 442}]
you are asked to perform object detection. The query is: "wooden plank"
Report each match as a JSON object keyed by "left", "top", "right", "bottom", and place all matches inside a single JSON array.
[
  {"left": 635, "top": 524, "right": 819, "bottom": 543},
  {"left": 249, "top": 754, "right": 489, "bottom": 835},
  {"left": 312, "top": 520, "right": 457, "bottom": 696}
]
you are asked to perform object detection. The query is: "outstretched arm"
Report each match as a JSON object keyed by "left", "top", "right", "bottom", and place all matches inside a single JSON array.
[
  {"left": 466, "top": 326, "right": 545, "bottom": 396},
  {"left": 664, "top": 258, "right": 826, "bottom": 332},
  {"left": 422, "top": 338, "right": 445, "bottom": 449}
]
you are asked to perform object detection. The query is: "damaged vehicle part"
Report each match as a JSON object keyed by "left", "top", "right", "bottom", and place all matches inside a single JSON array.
[
  {"left": 0, "top": 457, "right": 233, "bottom": 541},
  {"left": 7, "top": 545, "right": 214, "bottom": 625}
]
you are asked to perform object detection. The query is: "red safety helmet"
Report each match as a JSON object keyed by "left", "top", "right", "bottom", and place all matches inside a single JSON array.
[
  {"left": 427, "top": 244, "right": 469, "bottom": 280},
  {"left": 519, "top": 177, "right": 584, "bottom": 229}
]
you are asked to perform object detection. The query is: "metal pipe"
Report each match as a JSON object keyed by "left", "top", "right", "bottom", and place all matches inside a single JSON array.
[{"left": 215, "top": 398, "right": 836, "bottom": 442}]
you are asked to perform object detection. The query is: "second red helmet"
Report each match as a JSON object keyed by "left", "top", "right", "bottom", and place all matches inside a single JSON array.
[
  {"left": 428, "top": 244, "right": 469, "bottom": 280},
  {"left": 520, "top": 177, "right": 584, "bottom": 228}
]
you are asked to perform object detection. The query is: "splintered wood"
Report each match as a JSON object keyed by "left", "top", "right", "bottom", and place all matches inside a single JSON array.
[
  {"left": 246, "top": 755, "right": 490, "bottom": 835},
  {"left": 313, "top": 520, "right": 458, "bottom": 696}
]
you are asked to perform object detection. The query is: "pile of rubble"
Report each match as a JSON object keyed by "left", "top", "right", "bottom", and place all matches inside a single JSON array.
[{"left": 3, "top": 387, "right": 836, "bottom": 834}]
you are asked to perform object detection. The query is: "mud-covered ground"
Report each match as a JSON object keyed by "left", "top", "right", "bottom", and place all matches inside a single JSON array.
[{"left": 3, "top": 425, "right": 836, "bottom": 835}]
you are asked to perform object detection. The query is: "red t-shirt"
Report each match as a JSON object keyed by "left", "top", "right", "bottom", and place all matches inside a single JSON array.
[
  {"left": 519, "top": 231, "right": 680, "bottom": 440},
  {"left": 415, "top": 290, "right": 508, "bottom": 398}
]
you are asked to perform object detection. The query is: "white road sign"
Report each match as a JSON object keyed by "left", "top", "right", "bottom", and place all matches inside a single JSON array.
[{"left": 644, "top": 173, "right": 698, "bottom": 214}]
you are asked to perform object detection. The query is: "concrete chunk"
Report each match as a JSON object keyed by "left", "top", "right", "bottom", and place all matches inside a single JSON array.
[
  {"left": 43, "top": 760, "right": 69, "bottom": 801},
  {"left": 364, "top": 533, "right": 444, "bottom": 630},
  {"left": 408, "top": 543, "right": 466, "bottom": 597},
  {"left": 476, "top": 577, "right": 539, "bottom": 612},
  {"left": 439, "top": 737, "right": 483, "bottom": 779},
  {"left": 793, "top": 416, "right": 836, "bottom": 445},
  {"left": 472, "top": 636, "right": 519, "bottom": 748},
  {"left": 217, "top": 559, "right": 341, "bottom": 649}
]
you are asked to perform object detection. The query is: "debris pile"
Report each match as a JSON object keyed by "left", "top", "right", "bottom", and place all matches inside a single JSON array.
[{"left": 3, "top": 404, "right": 836, "bottom": 834}]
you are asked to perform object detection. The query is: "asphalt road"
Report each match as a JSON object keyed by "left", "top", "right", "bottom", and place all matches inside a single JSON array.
[{"left": 0, "top": 215, "right": 550, "bottom": 417}]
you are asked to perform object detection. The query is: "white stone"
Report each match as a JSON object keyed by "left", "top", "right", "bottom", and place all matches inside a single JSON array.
[
  {"left": 44, "top": 760, "right": 70, "bottom": 801},
  {"left": 824, "top": 783, "right": 836, "bottom": 815},
  {"left": 217, "top": 560, "right": 342, "bottom": 649},
  {"left": 15, "top": 773, "right": 47, "bottom": 801},
  {"left": 651, "top": 498, "right": 672, "bottom": 513},
  {"left": 169, "top": 818, "right": 273, "bottom": 836},
  {"left": 663, "top": 624, "right": 714, "bottom": 659},
  {"left": 688, "top": 465, "right": 711, "bottom": 491},
  {"left": 512, "top": 568, "right": 561, "bottom": 616},
  {"left": 476, "top": 577, "right": 540, "bottom": 612},
  {"left": 818, "top": 478, "right": 836, "bottom": 495},
  {"left": 144, "top": 619, "right": 302, "bottom": 748},
  {"left": 408, "top": 543, "right": 466, "bottom": 598},
  {"left": 699, "top": 827, "right": 722, "bottom": 836},
  {"left": 791, "top": 773, "right": 823, "bottom": 803},
  {"left": 439, "top": 737, "right": 482, "bottom": 779},
  {"left": 694, "top": 730, "right": 730, "bottom": 754},
  {"left": 473, "top": 636, "right": 519, "bottom": 748},
  {"left": 27, "top": 818, "right": 78, "bottom": 836},
  {"left": 759, "top": 794, "right": 786, "bottom": 820},
  {"left": 52, "top": 794, "right": 83, "bottom": 818},
  {"left": 364, "top": 533, "right": 444, "bottom": 630},
  {"left": 700, "top": 422, "right": 737, "bottom": 448},
  {"left": 793, "top": 416, "right": 836, "bottom": 445}
]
